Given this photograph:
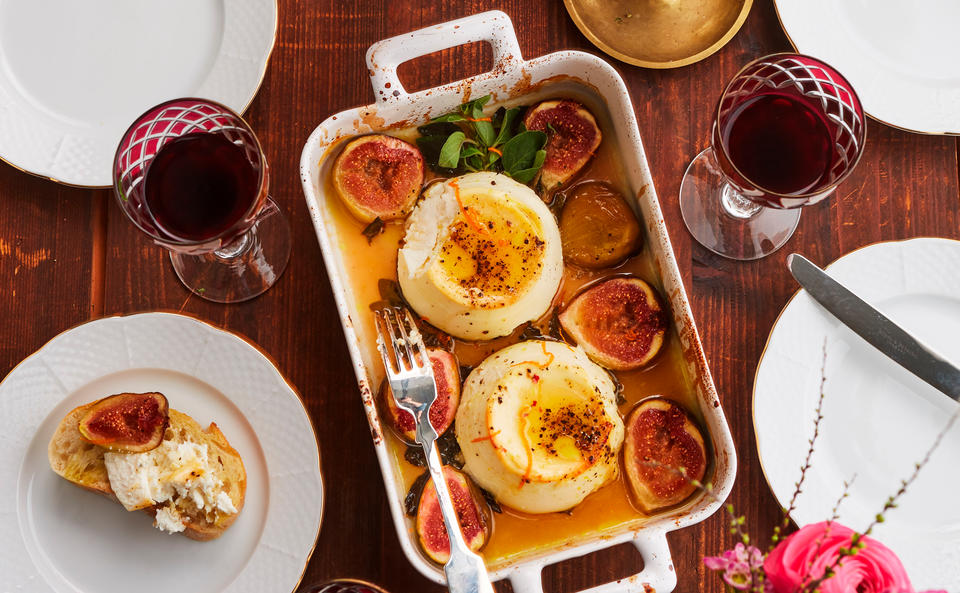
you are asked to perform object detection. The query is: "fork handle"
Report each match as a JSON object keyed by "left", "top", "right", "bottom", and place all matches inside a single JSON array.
[{"left": 420, "top": 437, "right": 496, "bottom": 593}]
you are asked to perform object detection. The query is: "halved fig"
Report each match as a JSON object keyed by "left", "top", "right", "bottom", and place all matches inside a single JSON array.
[
  {"left": 416, "top": 466, "right": 490, "bottom": 563},
  {"left": 559, "top": 276, "right": 668, "bottom": 371},
  {"left": 523, "top": 100, "right": 602, "bottom": 192},
  {"left": 623, "top": 398, "right": 706, "bottom": 513},
  {"left": 381, "top": 348, "right": 460, "bottom": 443},
  {"left": 559, "top": 182, "right": 642, "bottom": 268},
  {"left": 332, "top": 134, "right": 425, "bottom": 223},
  {"left": 77, "top": 392, "right": 169, "bottom": 453}
]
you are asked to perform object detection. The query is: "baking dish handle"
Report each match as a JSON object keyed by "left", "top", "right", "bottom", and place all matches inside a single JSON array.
[
  {"left": 508, "top": 531, "right": 677, "bottom": 593},
  {"left": 365, "top": 10, "right": 523, "bottom": 104}
]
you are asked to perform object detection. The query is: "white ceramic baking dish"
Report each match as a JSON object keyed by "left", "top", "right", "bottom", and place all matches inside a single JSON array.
[{"left": 300, "top": 11, "right": 737, "bottom": 593}]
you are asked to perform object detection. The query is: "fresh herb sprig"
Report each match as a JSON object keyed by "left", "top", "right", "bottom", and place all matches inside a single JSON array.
[{"left": 415, "top": 95, "right": 547, "bottom": 184}]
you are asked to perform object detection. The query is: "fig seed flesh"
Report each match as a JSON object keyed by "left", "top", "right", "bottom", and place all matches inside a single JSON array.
[
  {"left": 333, "top": 134, "right": 424, "bottom": 223},
  {"left": 523, "top": 100, "right": 601, "bottom": 192},
  {"left": 382, "top": 349, "right": 460, "bottom": 443},
  {"left": 77, "top": 392, "right": 169, "bottom": 453},
  {"left": 623, "top": 398, "right": 706, "bottom": 513},
  {"left": 416, "top": 467, "right": 489, "bottom": 563},
  {"left": 559, "top": 277, "right": 668, "bottom": 370}
]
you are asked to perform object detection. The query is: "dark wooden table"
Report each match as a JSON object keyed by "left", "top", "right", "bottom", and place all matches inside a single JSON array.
[{"left": 2, "top": 1, "right": 957, "bottom": 591}]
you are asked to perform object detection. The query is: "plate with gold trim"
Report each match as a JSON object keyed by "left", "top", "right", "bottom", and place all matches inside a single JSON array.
[
  {"left": 754, "top": 238, "right": 960, "bottom": 590},
  {"left": 0, "top": 0, "right": 277, "bottom": 187},
  {"left": 0, "top": 312, "right": 323, "bottom": 593},
  {"left": 775, "top": 0, "right": 960, "bottom": 134}
]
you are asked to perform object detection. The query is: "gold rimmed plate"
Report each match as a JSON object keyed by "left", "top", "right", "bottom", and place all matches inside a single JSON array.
[
  {"left": 0, "top": 0, "right": 277, "bottom": 188},
  {"left": 0, "top": 312, "right": 323, "bottom": 593},
  {"left": 563, "top": 0, "right": 753, "bottom": 69}
]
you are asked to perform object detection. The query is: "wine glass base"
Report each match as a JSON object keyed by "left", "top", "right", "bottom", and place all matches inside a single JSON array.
[
  {"left": 169, "top": 198, "right": 291, "bottom": 303},
  {"left": 679, "top": 148, "right": 801, "bottom": 261}
]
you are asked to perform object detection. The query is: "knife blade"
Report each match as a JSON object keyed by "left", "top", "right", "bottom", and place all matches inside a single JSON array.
[{"left": 787, "top": 253, "right": 960, "bottom": 402}]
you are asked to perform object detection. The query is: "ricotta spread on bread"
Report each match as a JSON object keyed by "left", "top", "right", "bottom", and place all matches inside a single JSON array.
[{"left": 104, "top": 438, "right": 237, "bottom": 533}]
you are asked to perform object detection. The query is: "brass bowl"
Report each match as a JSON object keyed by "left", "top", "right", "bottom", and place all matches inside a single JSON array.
[{"left": 563, "top": 0, "right": 753, "bottom": 69}]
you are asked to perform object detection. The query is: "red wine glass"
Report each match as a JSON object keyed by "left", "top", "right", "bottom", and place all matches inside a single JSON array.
[
  {"left": 679, "top": 54, "right": 865, "bottom": 260},
  {"left": 114, "top": 98, "right": 290, "bottom": 302}
]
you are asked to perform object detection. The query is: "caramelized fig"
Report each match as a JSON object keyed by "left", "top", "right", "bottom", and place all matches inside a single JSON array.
[
  {"left": 523, "top": 100, "right": 601, "bottom": 192},
  {"left": 558, "top": 276, "right": 668, "bottom": 371},
  {"left": 559, "top": 182, "right": 642, "bottom": 268},
  {"left": 623, "top": 398, "right": 706, "bottom": 513},
  {"left": 381, "top": 349, "right": 460, "bottom": 443},
  {"left": 333, "top": 134, "right": 425, "bottom": 223},
  {"left": 77, "top": 392, "right": 169, "bottom": 453},
  {"left": 416, "top": 466, "right": 490, "bottom": 563}
]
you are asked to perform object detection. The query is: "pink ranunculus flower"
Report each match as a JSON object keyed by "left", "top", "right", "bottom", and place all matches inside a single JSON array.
[{"left": 763, "top": 521, "right": 925, "bottom": 593}]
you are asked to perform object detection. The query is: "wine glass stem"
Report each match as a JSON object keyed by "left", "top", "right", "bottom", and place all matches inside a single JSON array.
[
  {"left": 214, "top": 231, "right": 252, "bottom": 260},
  {"left": 719, "top": 183, "right": 763, "bottom": 220}
]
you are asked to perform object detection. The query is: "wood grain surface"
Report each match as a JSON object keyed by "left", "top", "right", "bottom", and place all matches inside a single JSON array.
[{"left": 1, "top": 1, "right": 958, "bottom": 592}]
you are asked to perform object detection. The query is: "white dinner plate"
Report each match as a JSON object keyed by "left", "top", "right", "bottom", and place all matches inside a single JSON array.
[
  {"left": 0, "top": 313, "right": 323, "bottom": 593},
  {"left": 0, "top": 0, "right": 277, "bottom": 187},
  {"left": 754, "top": 238, "right": 960, "bottom": 590},
  {"left": 774, "top": 0, "right": 960, "bottom": 135}
]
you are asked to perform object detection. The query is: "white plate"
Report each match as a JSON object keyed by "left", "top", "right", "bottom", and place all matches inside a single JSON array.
[
  {"left": 0, "top": 312, "right": 323, "bottom": 593},
  {"left": 0, "top": 0, "right": 277, "bottom": 187},
  {"left": 774, "top": 0, "right": 960, "bottom": 135},
  {"left": 754, "top": 238, "right": 960, "bottom": 590}
]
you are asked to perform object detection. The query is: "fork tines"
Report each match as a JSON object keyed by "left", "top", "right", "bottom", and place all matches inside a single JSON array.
[{"left": 374, "top": 306, "right": 428, "bottom": 373}]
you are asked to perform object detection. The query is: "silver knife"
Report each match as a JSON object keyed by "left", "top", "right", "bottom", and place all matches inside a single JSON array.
[{"left": 787, "top": 253, "right": 960, "bottom": 402}]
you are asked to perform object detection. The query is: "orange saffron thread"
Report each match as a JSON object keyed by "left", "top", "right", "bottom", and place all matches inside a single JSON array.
[
  {"left": 466, "top": 117, "right": 492, "bottom": 122},
  {"left": 487, "top": 146, "right": 502, "bottom": 156},
  {"left": 511, "top": 342, "right": 555, "bottom": 371},
  {"left": 471, "top": 430, "right": 502, "bottom": 443},
  {"left": 450, "top": 178, "right": 487, "bottom": 235}
]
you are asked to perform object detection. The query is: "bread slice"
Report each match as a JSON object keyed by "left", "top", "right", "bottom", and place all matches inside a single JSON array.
[{"left": 48, "top": 401, "right": 246, "bottom": 541}]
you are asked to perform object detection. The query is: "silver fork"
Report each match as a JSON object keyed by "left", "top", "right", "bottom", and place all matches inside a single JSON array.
[{"left": 374, "top": 306, "right": 495, "bottom": 593}]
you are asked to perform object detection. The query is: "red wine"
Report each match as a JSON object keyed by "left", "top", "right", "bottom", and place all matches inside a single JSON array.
[
  {"left": 145, "top": 132, "right": 259, "bottom": 241},
  {"left": 721, "top": 92, "right": 833, "bottom": 195}
]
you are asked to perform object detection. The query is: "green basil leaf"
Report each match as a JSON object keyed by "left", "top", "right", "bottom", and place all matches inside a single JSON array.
[
  {"left": 415, "top": 135, "right": 447, "bottom": 169},
  {"left": 501, "top": 130, "right": 547, "bottom": 172},
  {"left": 475, "top": 120, "right": 495, "bottom": 147},
  {"left": 418, "top": 121, "right": 461, "bottom": 137},
  {"left": 465, "top": 153, "right": 485, "bottom": 171},
  {"left": 438, "top": 131, "right": 466, "bottom": 169},
  {"left": 431, "top": 112, "right": 467, "bottom": 123},
  {"left": 460, "top": 144, "right": 484, "bottom": 159},
  {"left": 493, "top": 107, "right": 521, "bottom": 147},
  {"left": 462, "top": 95, "right": 491, "bottom": 119},
  {"left": 507, "top": 149, "right": 546, "bottom": 183}
]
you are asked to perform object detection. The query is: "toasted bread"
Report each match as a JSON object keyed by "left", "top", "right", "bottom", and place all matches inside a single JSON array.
[{"left": 48, "top": 400, "right": 246, "bottom": 541}]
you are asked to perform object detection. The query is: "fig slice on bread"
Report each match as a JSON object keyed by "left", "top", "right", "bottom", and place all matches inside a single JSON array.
[
  {"left": 380, "top": 348, "right": 460, "bottom": 443},
  {"left": 77, "top": 392, "right": 168, "bottom": 453},
  {"left": 333, "top": 134, "right": 425, "bottom": 223},
  {"left": 523, "top": 100, "right": 601, "bottom": 193},
  {"left": 559, "top": 276, "right": 668, "bottom": 371},
  {"left": 49, "top": 395, "right": 246, "bottom": 541},
  {"left": 623, "top": 398, "right": 706, "bottom": 513},
  {"left": 416, "top": 467, "right": 490, "bottom": 564}
]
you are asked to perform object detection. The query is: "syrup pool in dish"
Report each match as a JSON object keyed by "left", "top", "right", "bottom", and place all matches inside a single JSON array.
[{"left": 323, "top": 95, "right": 712, "bottom": 568}]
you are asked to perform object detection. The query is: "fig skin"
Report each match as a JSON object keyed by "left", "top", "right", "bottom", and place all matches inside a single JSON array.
[
  {"left": 333, "top": 134, "right": 425, "bottom": 223},
  {"left": 381, "top": 349, "right": 460, "bottom": 443},
  {"left": 416, "top": 466, "right": 490, "bottom": 564},
  {"left": 523, "top": 100, "right": 602, "bottom": 193},
  {"left": 559, "top": 181, "right": 642, "bottom": 268},
  {"left": 623, "top": 398, "right": 706, "bottom": 513},
  {"left": 77, "top": 392, "right": 169, "bottom": 453},
  {"left": 559, "top": 276, "right": 668, "bottom": 371}
]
